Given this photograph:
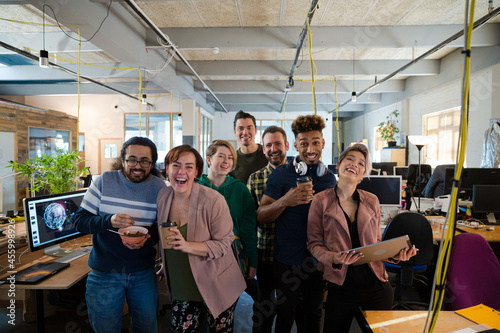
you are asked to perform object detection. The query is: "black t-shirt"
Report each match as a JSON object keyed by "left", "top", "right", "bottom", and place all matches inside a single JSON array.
[
  {"left": 229, "top": 144, "right": 268, "bottom": 184},
  {"left": 336, "top": 187, "right": 382, "bottom": 291}
]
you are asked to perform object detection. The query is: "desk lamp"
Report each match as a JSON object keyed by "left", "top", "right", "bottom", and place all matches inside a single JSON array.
[{"left": 408, "top": 136, "right": 431, "bottom": 213}]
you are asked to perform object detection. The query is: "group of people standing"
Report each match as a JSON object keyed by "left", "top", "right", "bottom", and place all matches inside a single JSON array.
[{"left": 74, "top": 111, "right": 416, "bottom": 333}]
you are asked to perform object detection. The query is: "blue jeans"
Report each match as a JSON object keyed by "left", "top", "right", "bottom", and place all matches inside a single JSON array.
[{"left": 85, "top": 267, "right": 158, "bottom": 333}]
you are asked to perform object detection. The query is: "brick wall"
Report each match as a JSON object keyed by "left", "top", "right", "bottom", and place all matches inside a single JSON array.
[{"left": 0, "top": 101, "right": 77, "bottom": 209}]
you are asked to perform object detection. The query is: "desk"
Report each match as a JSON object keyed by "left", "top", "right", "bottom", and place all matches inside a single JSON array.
[
  {"left": 457, "top": 225, "right": 500, "bottom": 242},
  {"left": 361, "top": 310, "right": 476, "bottom": 333},
  {"left": 0, "top": 233, "right": 91, "bottom": 333}
]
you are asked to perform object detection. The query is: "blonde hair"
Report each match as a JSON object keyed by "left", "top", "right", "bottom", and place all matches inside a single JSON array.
[{"left": 206, "top": 140, "right": 238, "bottom": 168}]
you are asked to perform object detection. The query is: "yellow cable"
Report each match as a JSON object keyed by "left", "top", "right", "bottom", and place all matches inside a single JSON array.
[
  {"left": 5, "top": 15, "right": 146, "bottom": 126},
  {"left": 77, "top": 27, "right": 81, "bottom": 158},
  {"left": 427, "top": 0, "right": 475, "bottom": 331},
  {"left": 139, "top": 69, "right": 143, "bottom": 136},
  {"left": 306, "top": 16, "right": 316, "bottom": 114},
  {"left": 334, "top": 77, "right": 341, "bottom": 156}
]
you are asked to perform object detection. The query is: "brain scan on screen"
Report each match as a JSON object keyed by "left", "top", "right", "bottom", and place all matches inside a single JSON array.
[{"left": 43, "top": 202, "right": 70, "bottom": 230}]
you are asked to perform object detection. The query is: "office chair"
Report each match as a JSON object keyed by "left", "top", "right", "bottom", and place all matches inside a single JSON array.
[
  {"left": 405, "top": 164, "right": 432, "bottom": 211},
  {"left": 445, "top": 233, "right": 500, "bottom": 310},
  {"left": 370, "top": 168, "right": 381, "bottom": 176},
  {"left": 80, "top": 174, "right": 92, "bottom": 188},
  {"left": 382, "top": 212, "right": 434, "bottom": 310}
]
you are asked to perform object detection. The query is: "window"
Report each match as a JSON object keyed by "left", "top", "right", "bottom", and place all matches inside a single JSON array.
[
  {"left": 423, "top": 108, "right": 460, "bottom": 167},
  {"left": 29, "top": 128, "right": 70, "bottom": 158},
  {"left": 373, "top": 126, "right": 385, "bottom": 151},
  {"left": 124, "top": 113, "right": 182, "bottom": 166},
  {"left": 199, "top": 114, "right": 212, "bottom": 174}
]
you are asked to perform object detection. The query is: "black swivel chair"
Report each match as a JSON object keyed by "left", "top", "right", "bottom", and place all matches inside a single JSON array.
[
  {"left": 80, "top": 174, "right": 93, "bottom": 188},
  {"left": 382, "top": 212, "right": 434, "bottom": 310},
  {"left": 405, "top": 164, "right": 432, "bottom": 211}
]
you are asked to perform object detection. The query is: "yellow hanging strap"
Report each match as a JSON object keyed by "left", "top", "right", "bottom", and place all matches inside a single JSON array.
[
  {"left": 139, "top": 69, "right": 143, "bottom": 136},
  {"left": 426, "top": 0, "right": 474, "bottom": 332},
  {"left": 306, "top": 14, "right": 317, "bottom": 114},
  {"left": 334, "top": 77, "right": 341, "bottom": 157}
]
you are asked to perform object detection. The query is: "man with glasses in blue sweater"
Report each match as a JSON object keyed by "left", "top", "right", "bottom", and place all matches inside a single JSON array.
[{"left": 75, "top": 136, "right": 166, "bottom": 333}]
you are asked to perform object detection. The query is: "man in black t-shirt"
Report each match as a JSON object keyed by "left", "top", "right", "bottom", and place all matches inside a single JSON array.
[{"left": 229, "top": 110, "right": 268, "bottom": 184}]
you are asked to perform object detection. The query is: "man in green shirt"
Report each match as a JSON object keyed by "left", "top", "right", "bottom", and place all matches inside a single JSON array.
[{"left": 229, "top": 110, "right": 268, "bottom": 184}]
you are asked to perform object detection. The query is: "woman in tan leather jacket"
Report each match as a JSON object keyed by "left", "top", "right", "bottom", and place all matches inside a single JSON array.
[{"left": 308, "top": 143, "right": 417, "bottom": 333}]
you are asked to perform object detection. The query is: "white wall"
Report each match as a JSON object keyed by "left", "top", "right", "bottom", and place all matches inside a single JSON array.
[
  {"left": 23, "top": 94, "right": 182, "bottom": 174},
  {"left": 361, "top": 63, "right": 499, "bottom": 168},
  {"left": 212, "top": 111, "right": 336, "bottom": 166},
  {"left": 407, "top": 67, "right": 493, "bottom": 167}
]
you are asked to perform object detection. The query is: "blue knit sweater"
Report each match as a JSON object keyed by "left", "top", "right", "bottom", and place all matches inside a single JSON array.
[{"left": 74, "top": 170, "right": 166, "bottom": 273}]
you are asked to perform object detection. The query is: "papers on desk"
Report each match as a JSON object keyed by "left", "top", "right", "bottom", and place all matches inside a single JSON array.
[
  {"left": 450, "top": 324, "right": 498, "bottom": 332},
  {"left": 455, "top": 304, "right": 500, "bottom": 330}
]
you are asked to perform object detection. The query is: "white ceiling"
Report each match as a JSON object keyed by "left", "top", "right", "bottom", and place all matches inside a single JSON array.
[{"left": 0, "top": 0, "right": 499, "bottom": 117}]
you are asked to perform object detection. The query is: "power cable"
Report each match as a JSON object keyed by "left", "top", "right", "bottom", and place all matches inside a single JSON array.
[
  {"left": 280, "top": 0, "right": 320, "bottom": 113},
  {"left": 425, "top": 1, "right": 475, "bottom": 331},
  {"left": 41, "top": 1, "right": 112, "bottom": 43},
  {"left": 0, "top": 40, "right": 152, "bottom": 106}
]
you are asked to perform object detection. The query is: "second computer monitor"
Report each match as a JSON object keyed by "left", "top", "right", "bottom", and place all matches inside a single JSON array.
[
  {"left": 357, "top": 175, "right": 402, "bottom": 207},
  {"left": 393, "top": 166, "right": 409, "bottom": 180},
  {"left": 371, "top": 162, "right": 397, "bottom": 175},
  {"left": 444, "top": 168, "right": 500, "bottom": 198}
]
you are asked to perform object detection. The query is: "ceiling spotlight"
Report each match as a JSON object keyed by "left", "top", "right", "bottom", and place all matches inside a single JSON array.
[
  {"left": 212, "top": 47, "right": 220, "bottom": 55},
  {"left": 40, "top": 5, "right": 49, "bottom": 68},
  {"left": 39, "top": 50, "right": 49, "bottom": 68},
  {"left": 351, "top": 91, "right": 357, "bottom": 102},
  {"left": 141, "top": 94, "right": 147, "bottom": 105}
]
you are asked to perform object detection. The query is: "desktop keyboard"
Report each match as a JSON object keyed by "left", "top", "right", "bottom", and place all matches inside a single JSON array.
[{"left": 54, "top": 246, "right": 92, "bottom": 263}]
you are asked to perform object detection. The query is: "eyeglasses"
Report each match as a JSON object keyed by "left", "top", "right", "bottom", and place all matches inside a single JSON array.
[{"left": 125, "top": 159, "right": 153, "bottom": 168}]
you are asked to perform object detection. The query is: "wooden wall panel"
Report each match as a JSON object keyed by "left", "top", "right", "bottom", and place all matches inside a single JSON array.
[{"left": 0, "top": 102, "right": 78, "bottom": 210}]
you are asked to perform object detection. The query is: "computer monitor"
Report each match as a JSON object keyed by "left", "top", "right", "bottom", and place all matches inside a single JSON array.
[
  {"left": 371, "top": 162, "right": 397, "bottom": 175},
  {"left": 472, "top": 185, "right": 500, "bottom": 223},
  {"left": 23, "top": 190, "right": 87, "bottom": 256},
  {"left": 393, "top": 166, "right": 409, "bottom": 180},
  {"left": 444, "top": 168, "right": 500, "bottom": 198},
  {"left": 357, "top": 175, "right": 402, "bottom": 207},
  {"left": 406, "top": 164, "right": 432, "bottom": 189},
  {"left": 327, "top": 165, "right": 338, "bottom": 175}
]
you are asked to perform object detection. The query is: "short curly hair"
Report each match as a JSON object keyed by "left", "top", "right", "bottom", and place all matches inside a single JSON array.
[{"left": 291, "top": 115, "right": 325, "bottom": 138}]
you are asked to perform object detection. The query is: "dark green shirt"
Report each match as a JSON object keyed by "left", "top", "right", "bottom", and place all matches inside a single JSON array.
[
  {"left": 229, "top": 144, "right": 268, "bottom": 184},
  {"left": 164, "top": 224, "right": 203, "bottom": 301}
]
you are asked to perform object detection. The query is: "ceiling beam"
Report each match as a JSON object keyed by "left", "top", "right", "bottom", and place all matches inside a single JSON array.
[
  {"left": 0, "top": 32, "right": 102, "bottom": 54},
  {"left": 195, "top": 80, "right": 404, "bottom": 94},
  {"left": 208, "top": 93, "right": 381, "bottom": 105},
  {"left": 148, "top": 24, "right": 500, "bottom": 49},
  {"left": 178, "top": 60, "right": 439, "bottom": 77},
  {"left": 218, "top": 103, "right": 362, "bottom": 114}
]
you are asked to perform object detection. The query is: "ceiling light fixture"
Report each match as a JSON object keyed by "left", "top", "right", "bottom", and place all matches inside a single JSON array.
[
  {"left": 351, "top": 49, "right": 356, "bottom": 102},
  {"left": 39, "top": 5, "right": 49, "bottom": 68}
]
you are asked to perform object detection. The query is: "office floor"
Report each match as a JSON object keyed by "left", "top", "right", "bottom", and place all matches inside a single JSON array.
[{"left": 0, "top": 291, "right": 365, "bottom": 333}]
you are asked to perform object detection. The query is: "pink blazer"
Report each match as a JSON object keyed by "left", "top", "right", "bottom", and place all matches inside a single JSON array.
[
  {"left": 157, "top": 183, "right": 246, "bottom": 318},
  {"left": 307, "top": 188, "right": 388, "bottom": 285}
]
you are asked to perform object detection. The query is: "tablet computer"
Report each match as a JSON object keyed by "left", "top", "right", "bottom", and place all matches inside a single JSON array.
[
  {"left": 341, "top": 235, "right": 412, "bottom": 266},
  {"left": 1, "top": 262, "right": 70, "bottom": 284}
]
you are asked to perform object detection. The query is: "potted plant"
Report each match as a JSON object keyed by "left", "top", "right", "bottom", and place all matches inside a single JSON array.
[
  {"left": 377, "top": 109, "right": 400, "bottom": 147},
  {"left": 7, "top": 149, "right": 89, "bottom": 195}
]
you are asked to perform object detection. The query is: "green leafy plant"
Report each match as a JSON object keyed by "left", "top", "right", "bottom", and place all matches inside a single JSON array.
[
  {"left": 377, "top": 109, "right": 400, "bottom": 143},
  {"left": 7, "top": 149, "right": 89, "bottom": 194}
]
